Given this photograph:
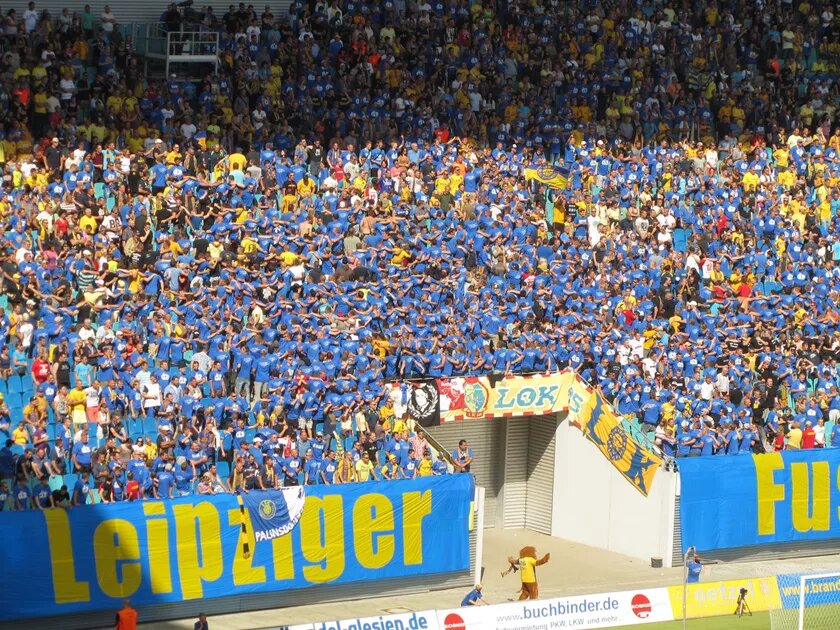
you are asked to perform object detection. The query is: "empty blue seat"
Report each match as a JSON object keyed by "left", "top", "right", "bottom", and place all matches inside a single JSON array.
[
  {"left": 10, "top": 445, "right": 25, "bottom": 457},
  {"left": 128, "top": 418, "right": 143, "bottom": 435},
  {"left": 63, "top": 473, "right": 78, "bottom": 491},
  {"left": 48, "top": 475, "right": 65, "bottom": 492},
  {"left": 216, "top": 460, "right": 230, "bottom": 479},
  {"left": 8, "top": 375, "right": 23, "bottom": 394},
  {"left": 142, "top": 418, "right": 157, "bottom": 436}
]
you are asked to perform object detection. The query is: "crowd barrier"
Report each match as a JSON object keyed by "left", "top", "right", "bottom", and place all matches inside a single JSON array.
[
  {"left": 679, "top": 449, "right": 840, "bottom": 552},
  {"left": 303, "top": 573, "right": 826, "bottom": 630},
  {"left": 0, "top": 476, "right": 474, "bottom": 621}
]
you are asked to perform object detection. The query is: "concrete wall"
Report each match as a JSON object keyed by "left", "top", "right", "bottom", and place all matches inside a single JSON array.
[{"left": 552, "top": 414, "right": 678, "bottom": 567}]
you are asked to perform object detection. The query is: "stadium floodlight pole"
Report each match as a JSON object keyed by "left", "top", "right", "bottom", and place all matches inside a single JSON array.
[{"left": 682, "top": 545, "right": 696, "bottom": 630}]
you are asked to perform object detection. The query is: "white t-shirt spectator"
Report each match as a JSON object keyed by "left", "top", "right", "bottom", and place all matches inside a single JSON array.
[
  {"left": 85, "top": 386, "right": 101, "bottom": 409},
  {"left": 18, "top": 319, "right": 34, "bottom": 349},
  {"left": 815, "top": 423, "right": 826, "bottom": 447},
  {"left": 78, "top": 325, "right": 96, "bottom": 343},
  {"left": 142, "top": 382, "right": 162, "bottom": 409},
  {"left": 289, "top": 264, "right": 306, "bottom": 286},
  {"left": 46, "top": 95, "right": 61, "bottom": 112},
  {"left": 60, "top": 78, "right": 76, "bottom": 100},
  {"left": 23, "top": 8, "right": 38, "bottom": 33},
  {"left": 180, "top": 121, "right": 197, "bottom": 139},
  {"left": 101, "top": 8, "right": 116, "bottom": 32}
]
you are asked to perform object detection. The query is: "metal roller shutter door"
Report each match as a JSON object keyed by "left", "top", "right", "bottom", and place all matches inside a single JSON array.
[
  {"left": 427, "top": 419, "right": 505, "bottom": 528},
  {"left": 525, "top": 415, "right": 557, "bottom": 534},
  {"left": 503, "top": 418, "right": 528, "bottom": 529}
]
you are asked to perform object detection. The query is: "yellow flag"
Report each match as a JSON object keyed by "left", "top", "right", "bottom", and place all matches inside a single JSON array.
[{"left": 524, "top": 165, "right": 568, "bottom": 189}]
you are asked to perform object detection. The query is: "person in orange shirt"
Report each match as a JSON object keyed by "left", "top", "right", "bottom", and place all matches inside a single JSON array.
[{"left": 115, "top": 599, "right": 138, "bottom": 630}]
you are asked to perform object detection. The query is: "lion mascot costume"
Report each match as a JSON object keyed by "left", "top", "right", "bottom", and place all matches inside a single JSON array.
[{"left": 503, "top": 546, "right": 550, "bottom": 600}]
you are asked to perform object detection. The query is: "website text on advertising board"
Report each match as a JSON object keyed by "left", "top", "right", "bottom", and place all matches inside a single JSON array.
[
  {"left": 781, "top": 578, "right": 840, "bottom": 598},
  {"left": 315, "top": 612, "right": 432, "bottom": 630},
  {"left": 494, "top": 597, "right": 621, "bottom": 624}
]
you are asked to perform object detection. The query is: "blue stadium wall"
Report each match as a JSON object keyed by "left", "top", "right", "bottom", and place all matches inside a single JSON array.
[{"left": 678, "top": 449, "right": 840, "bottom": 562}]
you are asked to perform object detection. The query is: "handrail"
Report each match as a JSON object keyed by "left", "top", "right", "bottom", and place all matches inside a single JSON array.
[{"left": 423, "top": 427, "right": 456, "bottom": 467}]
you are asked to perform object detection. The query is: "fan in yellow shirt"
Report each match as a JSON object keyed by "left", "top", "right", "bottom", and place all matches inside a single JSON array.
[
  {"left": 742, "top": 169, "right": 759, "bottom": 191},
  {"left": 66, "top": 384, "right": 88, "bottom": 426}
]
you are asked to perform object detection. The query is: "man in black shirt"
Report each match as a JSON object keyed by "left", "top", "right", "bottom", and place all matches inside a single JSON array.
[
  {"left": 52, "top": 485, "right": 71, "bottom": 508},
  {"left": 43, "top": 137, "right": 63, "bottom": 175},
  {"left": 308, "top": 139, "right": 324, "bottom": 175}
]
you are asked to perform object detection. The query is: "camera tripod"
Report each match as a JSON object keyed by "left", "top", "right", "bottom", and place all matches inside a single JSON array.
[{"left": 734, "top": 590, "right": 752, "bottom": 617}]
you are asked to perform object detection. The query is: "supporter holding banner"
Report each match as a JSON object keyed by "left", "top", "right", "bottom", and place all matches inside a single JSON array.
[
  {"left": 243, "top": 486, "right": 306, "bottom": 543},
  {"left": 523, "top": 165, "right": 569, "bottom": 189}
]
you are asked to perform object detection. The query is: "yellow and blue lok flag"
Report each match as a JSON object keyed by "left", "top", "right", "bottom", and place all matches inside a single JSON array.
[
  {"left": 577, "top": 391, "right": 663, "bottom": 496},
  {"left": 524, "top": 164, "right": 569, "bottom": 189}
]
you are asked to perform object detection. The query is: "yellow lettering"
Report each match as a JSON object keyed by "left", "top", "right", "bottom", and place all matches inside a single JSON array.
[
  {"left": 792, "top": 462, "right": 830, "bottom": 532},
  {"left": 353, "top": 494, "right": 395, "bottom": 569},
  {"left": 300, "top": 496, "right": 345, "bottom": 583},
  {"left": 143, "top": 503, "right": 173, "bottom": 594},
  {"left": 271, "top": 530, "right": 295, "bottom": 581},
  {"left": 44, "top": 509, "right": 90, "bottom": 603},
  {"left": 754, "top": 453, "right": 785, "bottom": 536},
  {"left": 227, "top": 508, "right": 266, "bottom": 586},
  {"left": 173, "top": 503, "right": 223, "bottom": 599},
  {"left": 402, "top": 490, "right": 433, "bottom": 565},
  {"left": 94, "top": 519, "right": 141, "bottom": 598},
  {"left": 837, "top": 468, "right": 840, "bottom": 525}
]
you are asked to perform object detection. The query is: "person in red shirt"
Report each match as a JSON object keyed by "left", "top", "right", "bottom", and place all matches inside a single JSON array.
[
  {"left": 802, "top": 421, "right": 816, "bottom": 449},
  {"left": 124, "top": 472, "right": 140, "bottom": 501},
  {"left": 31, "top": 351, "right": 51, "bottom": 386},
  {"left": 774, "top": 430, "right": 786, "bottom": 452}
]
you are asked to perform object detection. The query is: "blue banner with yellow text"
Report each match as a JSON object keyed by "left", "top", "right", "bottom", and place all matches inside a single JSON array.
[
  {"left": 0, "top": 475, "right": 473, "bottom": 621},
  {"left": 679, "top": 450, "right": 840, "bottom": 552}
]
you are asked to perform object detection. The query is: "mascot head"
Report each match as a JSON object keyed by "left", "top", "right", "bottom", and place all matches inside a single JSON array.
[{"left": 519, "top": 546, "right": 537, "bottom": 560}]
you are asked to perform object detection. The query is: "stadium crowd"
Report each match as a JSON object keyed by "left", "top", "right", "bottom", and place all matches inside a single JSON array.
[{"left": 1, "top": 0, "right": 840, "bottom": 508}]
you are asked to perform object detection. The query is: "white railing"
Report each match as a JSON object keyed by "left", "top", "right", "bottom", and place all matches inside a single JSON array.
[{"left": 140, "top": 22, "right": 219, "bottom": 77}]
